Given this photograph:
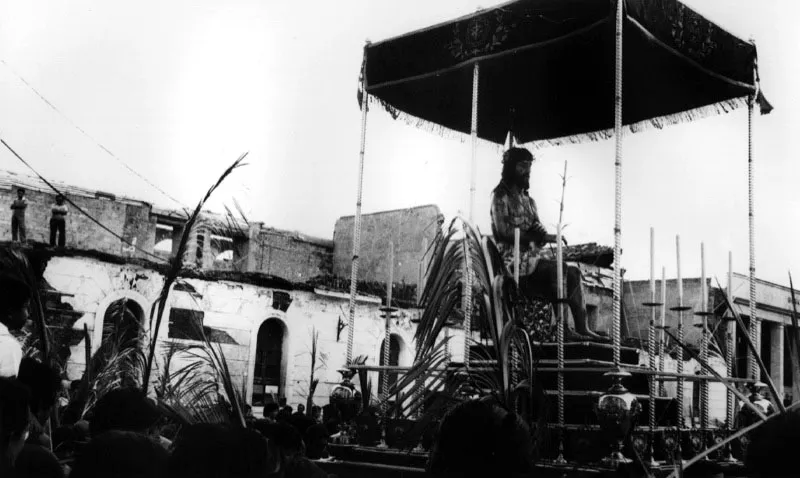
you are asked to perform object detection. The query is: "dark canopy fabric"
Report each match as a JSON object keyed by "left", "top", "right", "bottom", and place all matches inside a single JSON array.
[{"left": 361, "top": 0, "right": 771, "bottom": 145}]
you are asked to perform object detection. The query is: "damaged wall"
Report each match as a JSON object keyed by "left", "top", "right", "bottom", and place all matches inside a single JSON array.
[
  {"left": 0, "top": 182, "right": 157, "bottom": 258},
  {"left": 40, "top": 253, "right": 423, "bottom": 408},
  {"left": 248, "top": 226, "right": 333, "bottom": 282},
  {"left": 333, "top": 205, "right": 442, "bottom": 287}
]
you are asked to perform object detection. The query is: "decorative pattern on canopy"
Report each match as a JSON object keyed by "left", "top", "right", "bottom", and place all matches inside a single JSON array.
[{"left": 360, "top": 0, "right": 772, "bottom": 145}]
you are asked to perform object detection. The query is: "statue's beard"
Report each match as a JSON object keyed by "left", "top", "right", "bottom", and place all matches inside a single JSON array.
[{"left": 515, "top": 175, "right": 530, "bottom": 191}]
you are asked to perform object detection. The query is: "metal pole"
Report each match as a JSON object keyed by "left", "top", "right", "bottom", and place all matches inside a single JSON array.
[
  {"left": 514, "top": 228, "right": 520, "bottom": 285},
  {"left": 555, "top": 224, "right": 566, "bottom": 464},
  {"left": 700, "top": 243, "right": 709, "bottom": 431},
  {"left": 612, "top": 0, "right": 624, "bottom": 368},
  {"left": 676, "top": 235, "right": 685, "bottom": 428},
  {"left": 747, "top": 69, "right": 759, "bottom": 382},
  {"left": 648, "top": 228, "right": 657, "bottom": 465},
  {"left": 346, "top": 46, "right": 370, "bottom": 365},
  {"left": 463, "top": 62, "right": 479, "bottom": 368},
  {"left": 659, "top": 267, "right": 667, "bottom": 396},
  {"left": 726, "top": 251, "right": 735, "bottom": 429},
  {"left": 381, "top": 243, "right": 394, "bottom": 406},
  {"left": 462, "top": 229, "right": 473, "bottom": 368},
  {"left": 469, "top": 63, "right": 480, "bottom": 223}
]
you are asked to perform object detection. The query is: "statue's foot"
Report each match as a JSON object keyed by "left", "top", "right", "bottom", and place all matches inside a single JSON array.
[
  {"left": 576, "top": 328, "right": 610, "bottom": 342},
  {"left": 565, "top": 329, "right": 598, "bottom": 342}
]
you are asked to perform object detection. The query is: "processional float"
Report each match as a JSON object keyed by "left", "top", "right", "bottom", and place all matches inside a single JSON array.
[{"left": 337, "top": 0, "right": 783, "bottom": 475}]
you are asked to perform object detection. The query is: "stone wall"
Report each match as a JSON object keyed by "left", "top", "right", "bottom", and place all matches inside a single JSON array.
[
  {"left": 248, "top": 226, "right": 333, "bottom": 283},
  {"left": 0, "top": 182, "right": 157, "bottom": 258},
  {"left": 333, "top": 205, "right": 442, "bottom": 287},
  {"left": 624, "top": 278, "right": 713, "bottom": 348}
]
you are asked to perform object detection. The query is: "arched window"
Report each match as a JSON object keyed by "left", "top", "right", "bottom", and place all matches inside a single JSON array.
[{"left": 102, "top": 298, "right": 144, "bottom": 347}]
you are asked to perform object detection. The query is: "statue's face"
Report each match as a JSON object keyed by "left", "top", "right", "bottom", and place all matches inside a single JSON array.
[{"left": 514, "top": 161, "right": 532, "bottom": 190}]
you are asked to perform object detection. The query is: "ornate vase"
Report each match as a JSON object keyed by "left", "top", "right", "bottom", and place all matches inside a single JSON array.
[
  {"left": 330, "top": 369, "right": 360, "bottom": 422},
  {"left": 596, "top": 370, "right": 641, "bottom": 467}
]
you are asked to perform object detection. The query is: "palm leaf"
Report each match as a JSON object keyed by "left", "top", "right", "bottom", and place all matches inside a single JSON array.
[
  {"left": 786, "top": 273, "right": 800, "bottom": 404},
  {"left": 0, "top": 248, "right": 52, "bottom": 363},
  {"left": 713, "top": 278, "right": 786, "bottom": 411},
  {"left": 661, "top": 327, "right": 767, "bottom": 420},
  {"left": 142, "top": 153, "right": 248, "bottom": 392}
]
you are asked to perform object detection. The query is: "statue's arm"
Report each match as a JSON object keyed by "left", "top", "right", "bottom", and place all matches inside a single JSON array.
[
  {"left": 492, "top": 195, "right": 548, "bottom": 244},
  {"left": 491, "top": 195, "right": 516, "bottom": 243}
]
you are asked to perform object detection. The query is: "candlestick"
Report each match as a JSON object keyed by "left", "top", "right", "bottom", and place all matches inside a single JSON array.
[{"left": 659, "top": 267, "right": 666, "bottom": 397}]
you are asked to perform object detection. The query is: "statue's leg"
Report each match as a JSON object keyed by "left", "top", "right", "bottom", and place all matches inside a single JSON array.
[
  {"left": 564, "top": 264, "right": 604, "bottom": 339},
  {"left": 521, "top": 260, "right": 597, "bottom": 340}
]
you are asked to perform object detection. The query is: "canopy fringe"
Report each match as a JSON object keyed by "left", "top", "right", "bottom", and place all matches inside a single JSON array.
[
  {"left": 528, "top": 96, "right": 750, "bottom": 150},
  {"left": 370, "top": 95, "right": 749, "bottom": 152},
  {"left": 369, "top": 96, "right": 504, "bottom": 153}
]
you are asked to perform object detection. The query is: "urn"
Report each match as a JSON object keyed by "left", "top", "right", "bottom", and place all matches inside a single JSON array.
[{"left": 596, "top": 370, "right": 641, "bottom": 467}]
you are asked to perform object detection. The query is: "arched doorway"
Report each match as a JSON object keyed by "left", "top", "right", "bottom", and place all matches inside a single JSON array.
[
  {"left": 96, "top": 298, "right": 145, "bottom": 388},
  {"left": 379, "top": 334, "right": 402, "bottom": 392},
  {"left": 253, "top": 319, "right": 285, "bottom": 405},
  {"left": 102, "top": 298, "right": 144, "bottom": 347}
]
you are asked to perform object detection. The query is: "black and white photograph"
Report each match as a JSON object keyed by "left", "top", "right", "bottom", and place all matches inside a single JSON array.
[{"left": 0, "top": 1, "right": 798, "bottom": 477}]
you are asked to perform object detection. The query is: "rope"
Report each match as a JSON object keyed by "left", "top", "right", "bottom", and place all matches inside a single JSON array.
[
  {"left": 612, "top": 0, "right": 624, "bottom": 368},
  {"left": 346, "top": 48, "right": 370, "bottom": 365},
  {"left": 0, "top": 59, "right": 188, "bottom": 211}
]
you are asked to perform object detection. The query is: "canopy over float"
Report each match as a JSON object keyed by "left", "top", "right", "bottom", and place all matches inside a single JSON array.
[
  {"left": 340, "top": 0, "right": 775, "bottom": 472},
  {"left": 359, "top": 0, "right": 771, "bottom": 145}
]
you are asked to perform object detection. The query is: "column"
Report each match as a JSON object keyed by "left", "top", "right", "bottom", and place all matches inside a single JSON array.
[
  {"left": 245, "top": 222, "right": 263, "bottom": 272},
  {"left": 770, "top": 322, "right": 785, "bottom": 399}
]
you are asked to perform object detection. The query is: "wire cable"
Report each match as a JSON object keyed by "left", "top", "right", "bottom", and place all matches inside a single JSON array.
[
  {"left": 0, "top": 59, "right": 188, "bottom": 211},
  {"left": 1, "top": 138, "right": 168, "bottom": 263}
]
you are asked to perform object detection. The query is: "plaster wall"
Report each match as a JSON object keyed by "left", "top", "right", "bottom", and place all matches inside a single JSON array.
[{"left": 40, "top": 255, "right": 424, "bottom": 408}]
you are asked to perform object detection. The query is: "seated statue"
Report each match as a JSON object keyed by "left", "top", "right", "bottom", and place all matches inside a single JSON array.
[{"left": 490, "top": 147, "right": 605, "bottom": 341}]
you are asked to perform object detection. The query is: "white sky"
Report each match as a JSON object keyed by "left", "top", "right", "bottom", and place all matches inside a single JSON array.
[{"left": 0, "top": 0, "right": 798, "bottom": 287}]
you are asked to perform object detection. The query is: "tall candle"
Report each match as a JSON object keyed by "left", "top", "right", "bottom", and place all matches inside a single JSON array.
[
  {"left": 650, "top": 228, "right": 655, "bottom": 300},
  {"left": 387, "top": 242, "right": 394, "bottom": 306},
  {"left": 661, "top": 267, "right": 666, "bottom": 328},
  {"left": 701, "top": 242, "right": 707, "bottom": 312},
  {"left": 728, "top": 251, "right": 733, "bottom": 303}
]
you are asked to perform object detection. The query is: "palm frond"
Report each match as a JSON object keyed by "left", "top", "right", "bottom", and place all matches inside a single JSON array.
[
  {"left": 352, "top": 355, "right": 373, "bottom": 411},
  {"left": 787, "top": 273, "right": 800, "bottom": 403},
  {"left": 661, "top": 327, "right": 766, "bottom": 420},
  {"left": 713, "top": 278, "right": 786, "bottom": 412},
  {"left": 0, "top": 248, "right": 52, "bottom": 362},
  {"left": 142, "top": 153, "right": 248, "bottom": 392}
]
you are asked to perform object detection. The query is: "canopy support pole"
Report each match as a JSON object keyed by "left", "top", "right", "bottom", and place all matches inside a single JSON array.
[
  {"left": 464, "top": 62, "right": 479, "bottom": 369},
  {"left": 747, "top": 65, "right": 759, "bottom": 382},
  {"left": 346, "top": 49, "right": 370, "bottom": 366},
  {"left": 612, "top": 0, "right": 624, "bottom": 368},
  {"left": 468, "top": 62, "right": 480, "bottom": 223}
]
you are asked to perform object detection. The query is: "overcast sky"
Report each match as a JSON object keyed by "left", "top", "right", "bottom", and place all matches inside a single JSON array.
[{"left": 0, "top": 0, "right": 798, "bottom": 288}]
